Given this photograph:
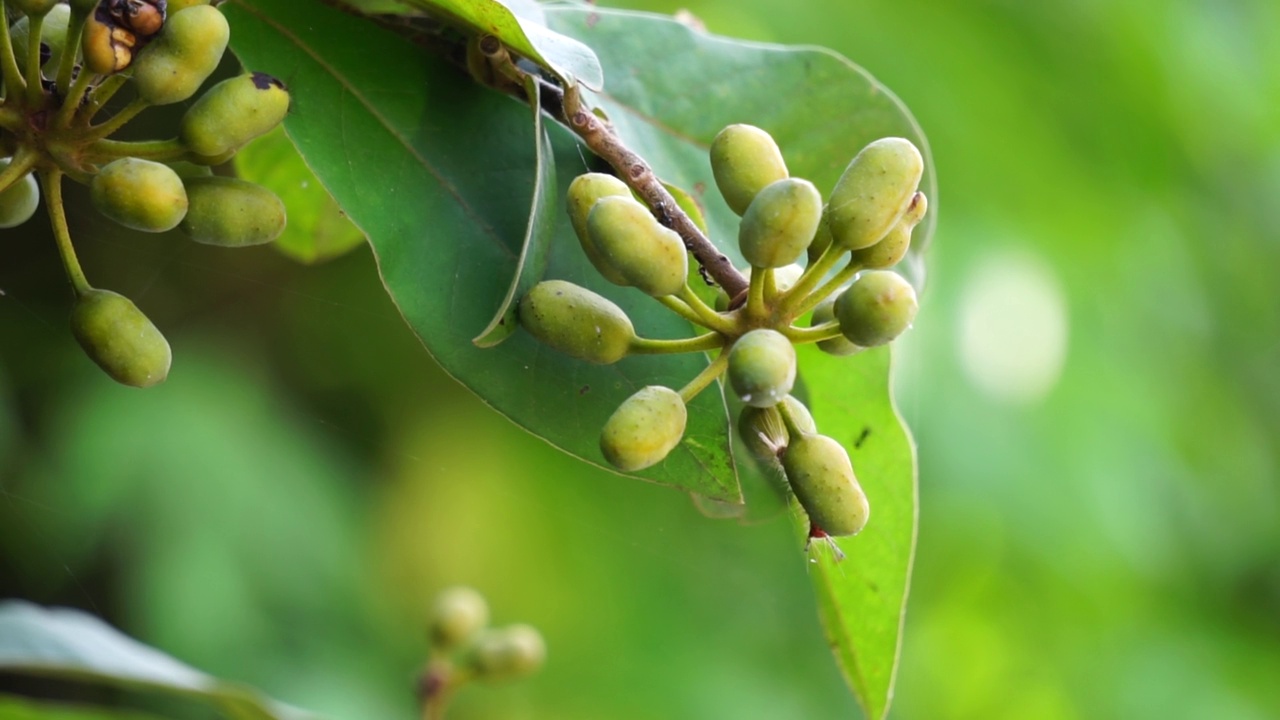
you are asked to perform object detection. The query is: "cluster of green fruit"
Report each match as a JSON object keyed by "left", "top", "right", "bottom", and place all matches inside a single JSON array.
[
  {"left": 517, "top": 125, "right": 926, "bottom": 546},
  {"left": 422, "top": 587, "right": 546, "bottom": 699},
  {"left": 0, "top": 0, "right": 290, "bottom": 388}
]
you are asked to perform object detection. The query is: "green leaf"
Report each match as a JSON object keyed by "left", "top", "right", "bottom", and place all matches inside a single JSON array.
[
  {"left": 337, "top": 0, "right": 604, "bottom": 90},
  {"left": 0, "top": 602, "right": 311, "bottom": 720},
  {"left": 472, "top": 73, "right": 556, "bottom": 347},
  {"left": 791, "top": 346, "right": 916, "bottom": 720},
  {"left": 223, "top": 0, "right": 740, "bottom": 502},
  {"left": 235, "top": 126, "right": 366, "bottom": 265},
  {"left": 0, "top": 695, "right": 168, "bottom": 720}
]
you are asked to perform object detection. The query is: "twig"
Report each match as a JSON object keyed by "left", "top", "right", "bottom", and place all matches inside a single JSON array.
[{"left": 557, "top": 84, "right": 749, "bottom": 298}]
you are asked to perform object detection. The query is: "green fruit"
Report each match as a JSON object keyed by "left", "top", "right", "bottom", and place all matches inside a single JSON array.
[
  {"left": 0, "top": 160, "right": 40, "bottom": 229},
  {"left": 738, "top": 177, "right": 823, "bottom": 269},
  {"left": 180, "top": 73, "right": 291, "bottom": 157},
  {"left": 70, "top": 289, "right": 171, "bottom": 388},
  {"left": 470, "top": 625, "right": 546, "bottom": 681},
  {"left": 91, "top": 157, "right": 188, "bottom": 232},
  {"left": 782, "top": 433, "right": 869, "bottom": 537},
  {"left": 848, "top": 191, "right": 926, "bottom": 270},
  {"left": 587, "top": 196, "right": 688, "bottom": 297},
  {"left": 738, "top": 395, "right": 816, "bottom": 463},
  {"left": 429, "top": 587, "right": 489, "bottom": 651},
  {"left": 132, "top": 5, "right": 229, "bottom": 105},
  {"left": 834, "top": 270, "right": 918, "bottom": 347},
  {"left": 179, "top": 176, "right": 286, "bottom": 246},
  {"left": 566, "top": 173, "right": 633, "bottom": 286},
  {"left": 164, "top": 160, "right": 213, "bottom": 179},
  {"left": 600, "top": 385, "right": 686, "bottom": 471},
  {"left": 166, "top": 0, "right": 212, "bottom": 12},
  {"left": 709, "top": 124, "right": 789, "bottom": 216},
  {"left": 727, "top": 329, "right": 796, "bottom": 408},
  {"left": 10, "top": 4, "right": 71, "bottom": 75},
  {"left": 826, "top": 137, "right": 923, "bottom": 251},
  {"left": 810, "top": 295, "right": 861, "bottom": 356},
  {"left": 518, "top": 280, "right": 635, "bottom": 364},
  {"left": 10, "top": 0, "right": 60, "bottom": 17}
]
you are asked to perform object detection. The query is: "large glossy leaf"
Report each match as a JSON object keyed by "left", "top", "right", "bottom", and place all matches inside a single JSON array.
[
  {"left": 336, "top": 0, "right": 604, "bottom": 90},
  {"left": 0, "top": 602, "right": 310, "bottom": 720},
  {"left": 223, "top": 0, "right": 739, "bottom": 501}
]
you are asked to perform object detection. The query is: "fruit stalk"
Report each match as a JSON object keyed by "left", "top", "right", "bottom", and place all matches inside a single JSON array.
[
  {"left": 39, "top": 169, "right": 91, "bottom": 295},
  {"left": 22, "top": 12, "right": 43, "bottom": 105},
  {"left": 787, "top": 259, "right": 863, "bottom": 320},
  {"left": 630, "top": 332, "right": 725, "bottom": 356},
  {"left": 88, "top": 137, "right": 188, "bottom": 162},
  {"left": 54, "top": 0, "right": 91, "bottom": 95},
  {"left": 0, "top": 1, "right": 25, "bottom": 97},
  {"left": 678, "top": 349, "right": 731, "bottom": 404},
  {"left": 88, "top": 97, "right": 151, "bottom": 140},
  {"left": 560, "top": 84, "right": 749, "bottom": 299},
  {"left": 677, "top": 285, "right": 736, "bottom": 334},
  {"left": 0, "top": 146, "right": 37, "bottom": 194}
]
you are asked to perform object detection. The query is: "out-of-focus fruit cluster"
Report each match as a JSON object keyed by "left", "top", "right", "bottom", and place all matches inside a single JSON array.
[
  {"left": 0, "top": 0, "right": 290, "bottom": 387},
  {"left": 419, "top": 587, "right": 546, "bottom": 710},
  {"left": 516, "top": 124, "right": 927, "bottom": 547}
]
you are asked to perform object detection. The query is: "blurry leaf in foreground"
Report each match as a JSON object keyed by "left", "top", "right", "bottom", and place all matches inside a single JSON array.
[
  {"left": 0, "top": 601, "right": 313, "bottom": 720},
  {"left": 0, "top": 694, "right": 167, "bottom": 720}
]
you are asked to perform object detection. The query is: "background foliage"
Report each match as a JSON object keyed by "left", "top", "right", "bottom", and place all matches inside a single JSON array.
[{"left": 2, "top": 0, "right": 1278, "bottom": 718}]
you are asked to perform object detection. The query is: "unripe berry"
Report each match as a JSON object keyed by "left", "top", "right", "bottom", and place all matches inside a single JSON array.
[
  {"left": 518, "top": 280, "right": 635, "bottom": 364},
  {"left": 166, "top": 0, "right": 211, "bottom": 12},
  {"left": 0, "top": 160, "right": 40, "bottom": 229},
  {"left": 180, "top": 73, "right": 291, "bottom": 157},
  {"left": 70, "top": 289, "right": 171, "bottom": 388},
  {"left": 826, "top": 138, "right": 923, "bottom": 251},
  {"left": 429, "top": 587, "right": 489, "bottom": 651},
  {"left": 179, "top": 176, "right": 286, "bottom": 246},
  {"left": 600, "top": 385, "right": 686, "bottom": 471},
  {"left": 470, "top": 625, "right": 546, "bottom": 681},
  {"left": 834, "top": 270, "right": 917, "bottom": 347},
  {"left": 587, "top": 196, "right": 687, "bottom": 297},
  {"left": 10, "top": 0, "right": 60, "bottom": 17},
  {"left": 738, "top": 178, "right": 823, "bottom": 269},
  {"left": 709, "top": 124, "right": 789, "bottom": 216},
  {"left": 91, "top": 158, "right": 188, "bottom": 232},
  {"left": 565, "top": 173, "right": 633, "bottom": 286},
  {"left": 848, "top": 191, "right": 926, "bottom": 271},
  {"left": 782, "top": 433, "right": 869, "bottom": 537},
  {"left": 738, "top": 395, "right": 815, "bottom": 464},
  {"left": 810, "top": 295, "right": 861, "bottom": 357},
  {"left": 727, "top": 329, "right": 796, "bottom": 408},
  {"left": 132, "top": 5, "right": 229, "bottom": 105}
]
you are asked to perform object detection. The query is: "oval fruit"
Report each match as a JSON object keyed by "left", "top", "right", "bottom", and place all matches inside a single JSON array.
[
  {"left": 0, "top": 159, "right": 40, "bottom": 229},
  {"left": 517, "top": 280, "right": 635, "bottom": 364},
  {"left": 826, "top": 137, "right": 923, "bottom": 251},
  {"left": 727, "top": 328, "right": 796, "bottom": 408},
  {"left": 70, "top": 289, "right": 171, "bottom": 388},
  {"left": 588, "top": 196, "right": 687, "bottom": 297},
  {"left": 179, "top": 176, "right": 286, "bottom": 246},
  {"left": 848, "top": 191, "right": 927, "bottom": 270},
  {"left": 90, "top": 157, "right": 188, "bottom": 232},
  {"left": 709, "top": 124, "right": 789, "bottom": 216},
  {"left": 782, "top": 433, "right": 869, "bottom": 536},
  {"left": 834, "top": 270, "right": 918, "bottom": 347},
  {"left": 429, "top": 587, "right": 489, "bottom": 651},
  {"left": 600, "top": 385, "right": 686, "bottom": 471},
  {"left": 470, "top": 625, "right": 546, "bottom": 681},
  {"left": 810, "top": 295, "right": 861, "bottom": 357},
  {"left": 180, "top": 72, "right": 291, "bottom": 157},
  {"left": 565, "top": 173, "right": 633, "bottom": 286},
  {"left": 738, "top": 177, "right": 823, "bottom": 269},
  {"left": 131, "top": 4, "right": 229, "bottom": 105}
]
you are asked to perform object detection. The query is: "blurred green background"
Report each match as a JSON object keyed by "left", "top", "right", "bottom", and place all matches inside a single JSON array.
[{"left": 3, "top": 0, "right": 1279, "bottom": 718}]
